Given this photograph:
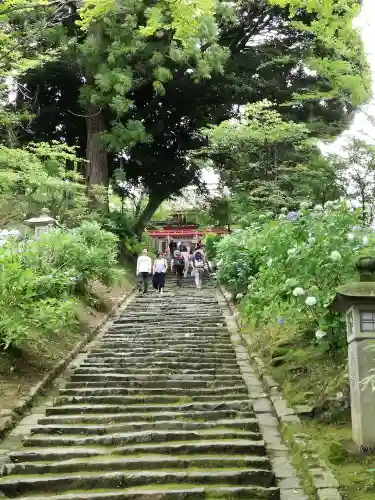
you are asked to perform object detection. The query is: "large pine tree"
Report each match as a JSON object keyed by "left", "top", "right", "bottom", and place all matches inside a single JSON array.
[{"left": 11, "top": 0, "right": 370, "bottom": 233}]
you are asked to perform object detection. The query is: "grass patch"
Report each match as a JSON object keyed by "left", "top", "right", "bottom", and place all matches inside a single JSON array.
[
  {"left": 242, "top": 322, "right": 375, "bottom": 499},
  {"left": 301, "top": 421, "right": 375, "bottom": 500}
]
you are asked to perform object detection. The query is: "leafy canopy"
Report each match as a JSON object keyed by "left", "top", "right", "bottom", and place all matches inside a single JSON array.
[{"left": 199, "top": 100, "right": 342, "bottom": 212}]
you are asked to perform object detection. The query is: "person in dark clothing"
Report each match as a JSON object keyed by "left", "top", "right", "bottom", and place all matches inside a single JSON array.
[
  {"left": 152, "top": 252, "right": 168, "bottom": 294},
  {"left": 169, "top": 239, "right": 177, "bottom": 255},
  {"left": 171, "top": 250, "right": 185, "bottom": 287}
]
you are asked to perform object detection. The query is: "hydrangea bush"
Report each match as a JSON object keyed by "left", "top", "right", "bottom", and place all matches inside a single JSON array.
[
  {"left": 0, "top": 222, "right": 119, "bottom": 348},
  {"left": 216, "top": 201, "right": 375, "bottom": 351}
]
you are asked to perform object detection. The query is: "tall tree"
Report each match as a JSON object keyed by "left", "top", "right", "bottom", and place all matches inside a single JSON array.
[
  {"left": 329, "top": 139, "right": 375, "bottom": 225},
  {"left": 12, "top": 0, "right": 370, "bottom": 234},
  {"left": 199, "top": 100, "right": 343, "bottom": 211}
]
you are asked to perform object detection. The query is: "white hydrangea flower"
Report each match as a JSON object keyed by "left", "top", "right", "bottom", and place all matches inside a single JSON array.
[
  {"left": 307, "top": 237, "right": 315, "bottom": 244},
  {"left": 293, "top": 287, "right": 305, "bottom": 297},
  {"left": 324, "top": 201, "right": 334, "bottom": 209},
  {"left": 280, "top": 207, "right": 288, "bottom": 213},
  {"left": 300, "top": 201, "right": 310, "bottom": 209},
  {"left": 266, "top": 211, "right": 274, "bottom": 218},
  {"left": 347, "top": 233, "right": 355, "bottom": 241},
  {"left": 236, "top": 293, "right": 244, "bottom": 300},
  {"left": 314, "top": 204, "right": 323, "bottom": 211},
  {"left": 315, "top": 330, "right": 327, "bottom": 339},
  {"left": 278, "top": 213, "right": 287, "bottom": 220},
  {"left": 363, "top": 236, "right": 369, "bottom": 246},
  {"left": 305, "top": 296, "right": 317, "bottom": 306},
  {"left": 330, "top": 251, "right": 342, "bottom": 262},
  {"left": 287, "top": 248, "right": 298, "bottom": 257}
]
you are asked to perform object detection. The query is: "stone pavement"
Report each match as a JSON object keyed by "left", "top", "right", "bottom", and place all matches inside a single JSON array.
[{"left": 0, "top": 275, "right": 306, "bottom": 499}]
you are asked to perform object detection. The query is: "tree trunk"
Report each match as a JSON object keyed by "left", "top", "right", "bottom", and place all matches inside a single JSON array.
[
  {"left": 132, "top": 194, "right": 164, "bottom": 239},
  {"left": 85, "top": 105, "right": 108, "bottom": 186}
]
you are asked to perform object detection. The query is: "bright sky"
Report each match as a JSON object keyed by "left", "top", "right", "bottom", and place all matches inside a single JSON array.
[{"left": 322, "top": 0, "right": 375, "bottom": 154}]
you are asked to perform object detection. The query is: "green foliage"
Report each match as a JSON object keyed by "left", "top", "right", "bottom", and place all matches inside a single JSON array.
[
  {"left": 0, "top": 142, "right": 94, "bottom": 227},
  {"left": 200, "top": 100, "right": 343, "bottom": 212},
  {"left": 268, "top": 0, "right": 371, "bottom": 106},
  {"left": 329, "top": 139, "right": 375, "bottom": 225},
  {"left": 216, "top": 201, "right": 374, "bottom": 353},
  {"left": 0, "top": 221, "right": 119, "bottom": 348},
  {"left": 204, "top": 233, "right": 222, "bottom": 261}
]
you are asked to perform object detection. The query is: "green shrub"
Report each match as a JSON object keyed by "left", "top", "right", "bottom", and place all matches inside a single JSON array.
[
  {"left": 204, "top": 234, "right": 222, "bottom": 261},
  {"left": 0, "top": 222, "right": 120, "bottom": 348},
  {"left": 216, "top": 201, "right": 374, "bottom": 352}
]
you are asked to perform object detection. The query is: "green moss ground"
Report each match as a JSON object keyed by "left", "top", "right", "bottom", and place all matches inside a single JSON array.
[{"left": 243, "top": 323, "right": 375, "bottom": 499}]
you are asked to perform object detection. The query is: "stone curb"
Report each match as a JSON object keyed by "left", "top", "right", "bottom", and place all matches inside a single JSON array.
[
  {"left": 218, "top": 284, "right": 342, "bottom": 500},
  {"left": 0, "top": 285, "right": 136, "bottom": 443}
]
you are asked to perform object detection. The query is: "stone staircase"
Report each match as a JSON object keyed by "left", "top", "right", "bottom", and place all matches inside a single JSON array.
[{"left": 0, "top": 276, "right": 281, "bottom": 499}]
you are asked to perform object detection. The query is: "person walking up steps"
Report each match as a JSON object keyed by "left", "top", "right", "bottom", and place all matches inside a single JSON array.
[
  {"left": 153, "top": 252, "right": 168, "bottom": 294},
  {"left": 193, "top": 250, "right": 205, "bottom": 290},
  {"left": 171, "top": 249, "right": 185, "bottom": 287},
  {"left": 180, "top": 244, "right": 190, "bottom": 278},
  {"left": 136, "top": 248, "right": 152, "bottom": 295}
]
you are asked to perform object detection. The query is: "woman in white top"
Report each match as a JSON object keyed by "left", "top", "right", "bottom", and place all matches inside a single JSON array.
[{"left": 153, "top": 252, "right": 168, "bottom": 294}]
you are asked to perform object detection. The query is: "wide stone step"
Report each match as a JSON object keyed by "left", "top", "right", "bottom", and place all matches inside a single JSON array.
[
  {"left": 69, "top": 370, "right": 241, "bottom": 380},
  {"left": 107, "top": 328, "right": 230, "bottom": 334},
  {"left": 94, "top": 348, "right": 234, "bottom": 354},
  {"left": 0, "top": 469, "right": 275, "bottom": 497},
  {"left": 84, "top": 352, "right": 236, "bottom": 361},
  {"left": 30, "top": 418, "right": 259, "bottom": 436},
  {"left": 24, "top": 428, "right": 262, "bottom": 447},
  {"left": 5, "top": 454, "right": 271, "bottom": 476},
  {"left": 38, "top": 409, "right": 255, "bottom": 425},
  {"left": 64, "top": 379, "right": 243, "bottom": 389},
  {"left": 87, "top": 348, "right": 235, "bottom": 357},
  {"left": 59, "top": 386, "right": 248, "bottom": 397},
  {"left": 53, "top": 395, "right": 250, "bottom": 407},
  {"left": 10, "top": 439, "right": 267, "bottom": 463},
  {"left": 73, "top": 364, "right": 240, "bottom": 373},
  {"left": 46, "top": 401, "right": 252, "bottom": 416},
  {"left": 10, "top": 438, "right": 266, "bottom": 463},
  {"left": 9, "top": 485, "right": 280, "bottom": 500},
  {"left": 65, "top": 374, "right": 244, "bottom": 384}
]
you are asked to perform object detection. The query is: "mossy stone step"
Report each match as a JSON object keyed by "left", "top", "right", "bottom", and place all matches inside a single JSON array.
[
  {"left": 38, "top": 409, "right": 256, "bottom": 425},
  {"left": 46, "top": 400, "right": 252, "bottom": 416},
  {"left": 58, "top": 386, "right": 248, "bottom": 397},
  {"left": 69, "top": 370, "right": 241, "bottom": 381},
  {"left": 24, "top": 428, "right": 262, "bottom": 447},
  {"left": 65, "top": 374, "right": 244, "bottom": 383},
  {"left": 6, "top": 454, "right": 271, "bottom": 476},
  {"left": 10, "top": 485, "right": 280, "bottom": 500},
  {"left": 0, "top": 468, "right": 275, "bottom": 496},
  {"left": 63, "top": 379, "right": 242, "bottom": 389},
  {"left": 29, "top": 418, "right": 259, "bottom": 436},
  {"left": 72, "top": 366, "right": 240, "bottom": 375},
  {"left": 53, "top": 395, "right": 250, "bottom": 408}
]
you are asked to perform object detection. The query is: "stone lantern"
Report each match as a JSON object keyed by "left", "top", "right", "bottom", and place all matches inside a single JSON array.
[
  {"left": 330, "top": 257, "right": 375, "bottom": 451},
  {"left": 24, "top": 208, "right": 56, "bottom": 238}
]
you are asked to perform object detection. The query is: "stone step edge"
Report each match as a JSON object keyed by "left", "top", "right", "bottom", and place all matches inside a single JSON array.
[
  {"left": 5, "top": 454, "right": 272, "bottom": 475},
  {"left": 3, "top": 485, "right": 280, "bottom": 500},
  {"left": 217, "top": 284, "right": 337, "bottom": 500},
  {"left": 0, "top": 287, "right": 137, "bottom": 445}
]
